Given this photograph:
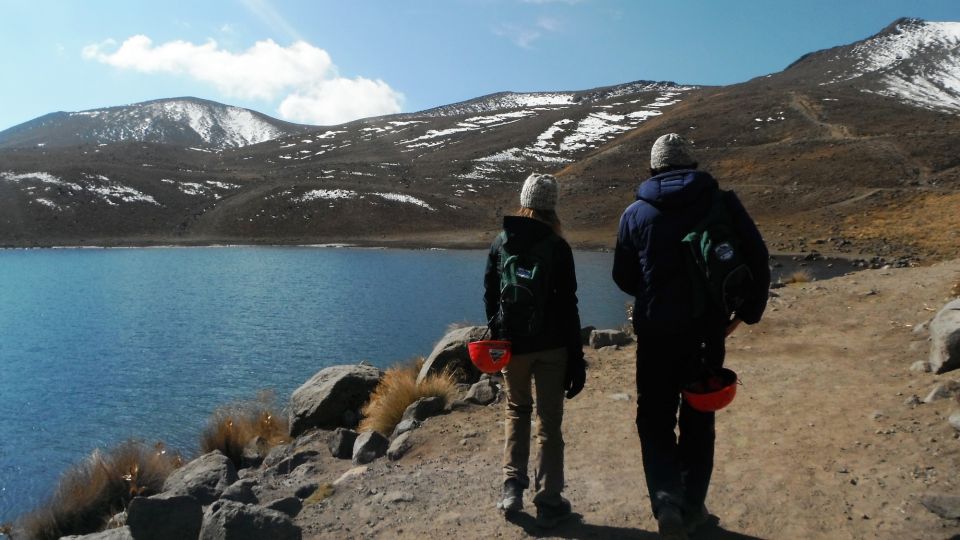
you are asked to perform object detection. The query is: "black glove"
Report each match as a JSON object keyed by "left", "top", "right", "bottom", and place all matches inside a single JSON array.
[{"left": 564, "top": 349, "right": 586, "bottom": 399}]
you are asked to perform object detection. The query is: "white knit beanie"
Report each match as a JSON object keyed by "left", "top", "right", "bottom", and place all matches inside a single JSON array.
[
  {"left": 519, "top": 173, "right": 558, "bottom": 211},
  {"left": 650, "top": 133, "right": 697, "bottom": 171}
]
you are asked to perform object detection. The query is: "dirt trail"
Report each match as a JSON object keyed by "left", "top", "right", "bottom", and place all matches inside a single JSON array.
[
  {"left": 789, "top": 93, "right": 855, "bottom": 140},
  {"left": 261, "top": 260, "right": 960, "bottom": 539}
]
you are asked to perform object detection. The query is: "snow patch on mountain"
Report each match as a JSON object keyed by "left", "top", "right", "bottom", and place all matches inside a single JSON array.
[
  {"left": 2, "top": 171, "right": 159, "bottom": 207},
  {"left": 821, "top": 19, "right": 960, "bottom": 113}
]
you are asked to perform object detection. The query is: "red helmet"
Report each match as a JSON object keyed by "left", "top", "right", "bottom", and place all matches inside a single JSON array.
[
  {"left": 682, "top": 368, "right": 738, "bottom": 412},
  {"left": 468, "top": 340, "right": 512, "bottom": 373}
]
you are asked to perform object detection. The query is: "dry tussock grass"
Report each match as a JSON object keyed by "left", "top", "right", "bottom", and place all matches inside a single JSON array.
[
  {"left": 359, "top": 358, "right": 457, "bottom": 436},
  {"left": 784, "top": 269, "right": 812, "bottom": 284},
  {"left": 16, "top": 440, "right": 180, "bottom": 540},
  {"left": 199, "top": 391, "right": 290, "bottom": 469}
]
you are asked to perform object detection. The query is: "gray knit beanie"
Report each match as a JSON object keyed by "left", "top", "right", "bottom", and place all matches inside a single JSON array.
[
  {"left": 650, "top": 133, "right": 697, "bottom": 171},
  {"left": 520, "top": 173, "right": 558, "bottom": 211}
]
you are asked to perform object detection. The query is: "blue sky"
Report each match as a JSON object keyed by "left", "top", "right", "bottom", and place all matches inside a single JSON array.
[{"left": 1, "top": 0, "right": 959, "bottom": 130}]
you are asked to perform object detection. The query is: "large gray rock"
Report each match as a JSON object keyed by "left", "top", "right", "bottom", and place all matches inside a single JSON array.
[
  {"left": 950, "top": 411, "right": 960, "bottom": 433},
  {"left": 264, "top": 496, "right": 303, "bottom": 518},
  {"left": 162, "top": 451, "right": 238, "bottom": 505},
  {"left": 329, "top": 427, "right": 358, "bottom": 459},
  {"left": 352, "top": 431, "right": 389, "bottom": 465},
  {"left": 417, "top": 326, "right": 487, "bottom": 384},
  {"left": 391, "top": 418, "right": 421, "bottom": 439},
  {"left": 920, "top": 494, "right": 960, "bottom": 520},
  {"left": 465, "top": 379, "right": 499, "bottom": 405},
  {"left": 929, "top": 299, "right": 960, "bottom": 374},
  {"left": 589, "top": 329, "right": 634, "bottom": 349},
  {"left": 400, "top": 396, "right": 446, "bottom": 423},
  {"left": 61, "top": 527, "right": 134, "bottom": 540},
  {"left": 221, "top": 478, "right": 259, "bottom": 505},
  {"left": 199, "top": 500, "right": 301, "bottom": 540},
  {"left": 127, "top": 494, "right": 203, "bottom": 540},
  {"left": 387, "top": 432, "right": 413, "bottom": 461},
  {"left": 289, "top": 364, "right": 383, "bottom": 437}
]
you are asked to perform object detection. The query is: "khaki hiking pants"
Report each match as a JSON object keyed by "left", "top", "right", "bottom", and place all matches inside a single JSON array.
[{"left": 501, "top": 346, "right": 567, "bottom": 507}]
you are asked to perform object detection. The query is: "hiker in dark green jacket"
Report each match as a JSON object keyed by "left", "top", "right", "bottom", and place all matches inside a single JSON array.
[{"left": 483, "top": 173, "right": 585, "bottom": 528}]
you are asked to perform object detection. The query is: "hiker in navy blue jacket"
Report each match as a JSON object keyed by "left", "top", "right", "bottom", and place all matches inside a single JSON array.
[{"left": 613, "top": 133, "right": 770, "bottom": 539}]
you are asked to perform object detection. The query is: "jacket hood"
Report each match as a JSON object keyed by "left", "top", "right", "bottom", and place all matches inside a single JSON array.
[
  {"left": 636, "top": 169, "right": 718, "bottom": 211},
  {"left": 501, "top": 215, "right": 555, "bottom": 251}
]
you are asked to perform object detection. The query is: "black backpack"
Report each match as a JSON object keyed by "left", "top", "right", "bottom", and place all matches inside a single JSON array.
[
  {"left": 682, "top": 189, "right": 754, "bottom": 319},
  {"left": 496, "top": 233, "right": 556, "bottom": 339}
]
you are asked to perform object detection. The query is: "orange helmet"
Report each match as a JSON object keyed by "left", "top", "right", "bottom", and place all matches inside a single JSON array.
[
  {"left": 468, "top": 340, "right": 512, "bottom": 373},
  {"left": 682, "top": 368, "right": 738, "bottom": 412}
]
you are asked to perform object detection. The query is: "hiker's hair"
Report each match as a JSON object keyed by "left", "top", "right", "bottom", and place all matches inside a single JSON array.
[{"left": 517, "top": 206, "right": 563, "bottom": 236}]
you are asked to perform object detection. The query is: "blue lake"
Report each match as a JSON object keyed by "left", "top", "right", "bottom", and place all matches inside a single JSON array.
[{"left": 0, "top": 246, "right": 631, "bottom": 522}]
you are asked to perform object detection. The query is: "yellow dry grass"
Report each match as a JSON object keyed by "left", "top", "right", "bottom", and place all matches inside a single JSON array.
[
  {"left": 199, "top": 391, "right": 291, "bottom": 469},
  {"left": 359, "top": 358, "right": 458, "bottom": 436},
  {"left": 16, "top": 440, "right": 181, "bottom": 540},
  {"left": 842, "top": 192, "right": 960, "bottom": 260},
  {"left": 784, "top": 269, "right": 813, "bottom": 284}
]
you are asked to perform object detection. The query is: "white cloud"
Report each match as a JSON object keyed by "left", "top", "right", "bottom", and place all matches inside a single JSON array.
[
  {"left": 82, "top": 35, "right": 403, "bottom": 125},
  {"left": 494, "top": 23, "right": 543, "bottom": 48},
  {"left": 279, "top": 77, "right": 404, "bottom": 126}
]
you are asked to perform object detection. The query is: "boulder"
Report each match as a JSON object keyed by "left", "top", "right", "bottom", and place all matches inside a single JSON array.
[
  {"left": 264, "top": 496, "right": 302, "bottom": 518},
  {"left": 387, "top": 432, "right": 413, "bottom": 461},
  {"left": 269, "top": 449, "right": 320, "bottom": 476},
  {"left": 352, "top": 431, "right": 389, "bottom": 465},
  {"left": 61, "top": 527, "right": 134, "bottom": 539},
  {"left": 417, "top": 326, "right": 487, "bottom": 384},
  {"left": 589, "top": 329, "right": 633, "bottom": 349},
  {"left": 288, "top": 364, "right": 383, "bottom": 436},
  {"left": 950, "top": 411, "right": 960, "bottom": 433},
  {"left": 920, "top": 494, "right": 960, "bottom": 520},
  {"left": 329, "top": 427, "right": 358, "bottom": 459},
  {"left": 929, "top": 299, "right": 960, "bottom": 374},
  {"left": 465, "top": 378, "right": 499, "bottom": 405},
  {"left": 199, "top": 500, "right": 301, "bottom": 540},
  {"left": 221, "top": 478, "right": 259, "bottom": 505},
  {"left": 127, "top": 494, "right": 203, "bottom": 540},
  {"left": 923, "top": 381, "right": 960, "bottom": 404},
  {"left": 162, "top": 451, "right": 238, "bottom": 505},
  {"left": 580, "top": 326, "right": 596, "bottom": 344},
  {"left": 400, "top": 396, "right": 446, "bottom": 423},
  {"left": 391, "top": 418, "right": 421, "bottom": 439}
]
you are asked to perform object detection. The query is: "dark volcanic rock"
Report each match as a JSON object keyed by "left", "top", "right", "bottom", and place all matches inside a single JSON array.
[
  {"left": 199, "top": 500, "right": 301, "bottom": 540},
  {"left": 127, "top": 494, "right": 203, "bottom": 540},
  {"left": 162, "top": 451, "right": 238, "bottom": 505},
  {"left": 418, "top": 326, "right": 487, "bottom": 384},
  {"left": 289, "top": 364, "right": 383, "bottom": 436}
]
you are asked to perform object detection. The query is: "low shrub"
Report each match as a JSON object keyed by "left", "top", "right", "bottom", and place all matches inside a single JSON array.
[
  {"left": 359, "top": 358, "right": 458, "bottom": 436},
  {"left": 783, "top": 269, "right": 812, "bottom": 284},
  {"left": 199, "top": 391, "right": 291, "bottom": 469},
  {"left": 15, "top": 440, "right": 180, "bottom": 540}
]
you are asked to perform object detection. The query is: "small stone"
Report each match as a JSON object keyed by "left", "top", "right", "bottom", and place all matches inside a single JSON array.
[
  {"left": 870, "top": 411, "right": 884, "bottom": 420},
  {"left": 909, "top": 360, "right": 931, "bottom": 373},
  {"left": 949, "top": 411, "right": 960, "bottom": 432},
  {"left": 608, "top": 393, "right": 631, "bottom": 401},
  {"left": 904, "top": 394, "right": 922, "bottom": 406},
  {"left": 383, "top": 491, "right": 414, "bottom": 504}
]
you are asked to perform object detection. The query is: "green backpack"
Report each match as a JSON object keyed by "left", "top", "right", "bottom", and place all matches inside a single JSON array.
[
  {"left": 682, "top": 189, "right": 754, "bottom": 319},
  {"left": 496, "top": 233, "right": 556, "bottom": 339}
]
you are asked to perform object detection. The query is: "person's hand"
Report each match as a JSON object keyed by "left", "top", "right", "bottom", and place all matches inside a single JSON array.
[
  {"left": 565, "top": 350, "right": 586, "bottom": 399},
  {"left": 725, "top": 317, "right": 742, "bottom": 337}
]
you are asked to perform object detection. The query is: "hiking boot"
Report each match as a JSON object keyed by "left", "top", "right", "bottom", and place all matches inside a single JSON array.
[
  {"left": 656, "top": 504, "right": 689, "bottom": 540},
  {"left": 496, "top": 479, "right": 523, "bottom": 514},
  {"left": 535, "top": 497, "right": 572, "bottom": 529},
  {"left": 683, "top": 504, "right": 714, "bottom": 534}
]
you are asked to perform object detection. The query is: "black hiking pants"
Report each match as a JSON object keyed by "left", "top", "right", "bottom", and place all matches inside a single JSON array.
[{"left": 634, "top": 324, "right": 725, "bottom": 518}]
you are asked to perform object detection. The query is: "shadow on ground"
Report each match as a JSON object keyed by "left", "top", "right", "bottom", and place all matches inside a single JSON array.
[{"left": 505, "top": 512, "right": 767, "bottom": 539}]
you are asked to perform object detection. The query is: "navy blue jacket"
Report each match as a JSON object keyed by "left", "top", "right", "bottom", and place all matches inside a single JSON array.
[
  {"left": 613, "top": 170, "right": 770, "bottom": 331},
  {"left": 484, "top": 216, "right": 583, "bottom": 359}
]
